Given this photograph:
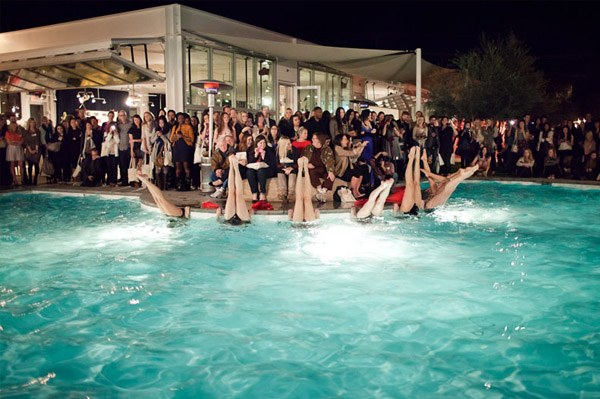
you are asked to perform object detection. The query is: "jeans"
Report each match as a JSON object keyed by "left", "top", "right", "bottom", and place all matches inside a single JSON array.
[
  {"left": 210, "top": 170, "right": 228, "bottom": 189},
  {"left": 246, "top": 168, "right": 274, "bottom": 194},
  {"left": 277, "top": 172, "right": 297, "bottom": 196}
]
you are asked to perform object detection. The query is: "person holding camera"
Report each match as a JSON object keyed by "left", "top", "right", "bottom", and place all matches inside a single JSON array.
[
  {"left": 101, "top": 124, "right": 120, "bottom": 186},
  {"left": 334, "top": 134, "right": 369, "bottom": 198}
]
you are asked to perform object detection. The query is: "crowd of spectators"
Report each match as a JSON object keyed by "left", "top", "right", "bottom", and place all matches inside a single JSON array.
[{"left": 1, "top": 106, "right": 599, "bottom": 200}]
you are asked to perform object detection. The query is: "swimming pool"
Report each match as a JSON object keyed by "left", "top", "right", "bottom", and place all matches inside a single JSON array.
[{"left": 1, "top": 182, "right": 599, "bottom": 398}]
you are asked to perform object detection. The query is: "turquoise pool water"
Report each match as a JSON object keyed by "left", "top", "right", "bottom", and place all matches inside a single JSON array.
[{"left": 1, "top": 182, "right": 599, "bottom": 398}]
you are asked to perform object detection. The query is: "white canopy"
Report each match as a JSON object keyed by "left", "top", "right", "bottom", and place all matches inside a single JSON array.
[{"left": 193, "top": 33, "right": 446, "bottom": 84}]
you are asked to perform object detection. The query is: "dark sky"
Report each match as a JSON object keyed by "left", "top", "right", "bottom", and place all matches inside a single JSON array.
[{"left": 1, "top": 0, "right": 599, "bottom": 109}]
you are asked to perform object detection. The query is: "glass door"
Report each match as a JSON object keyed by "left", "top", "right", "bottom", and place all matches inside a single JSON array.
[
  {"left": 278, "top": 84, "right": 296, "bottom": 118},
  {"left": 295, "top": 85, "right": 320, "bottom": 114}
]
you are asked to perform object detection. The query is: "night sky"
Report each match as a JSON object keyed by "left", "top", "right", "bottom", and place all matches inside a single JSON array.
[{"left": 1, "top": 0, "right": 599, "bottom": 112}]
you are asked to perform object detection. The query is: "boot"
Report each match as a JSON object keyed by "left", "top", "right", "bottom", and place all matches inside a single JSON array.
[
  {"left": 184, "top": 177, "right": 191, "bottom": 191},
  {"left": 157, "top": 173, "right": 166, "bottom": 191},
  {"left": 176, "top": 175, "right": 185, "bottom": 191}
]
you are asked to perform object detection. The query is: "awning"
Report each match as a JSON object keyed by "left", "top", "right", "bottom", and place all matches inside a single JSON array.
[
  {"left": 193, "top": 32, "right": 449, "bottom": 84},
  {"left": 0, "top": 47, "right": 164, "bottom": 92}
]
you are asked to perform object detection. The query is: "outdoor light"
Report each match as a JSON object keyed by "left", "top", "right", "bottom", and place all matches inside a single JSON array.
[
  {"left": 509, "top": 120, "right": 516, "bottom": 126},
  {"left": 190, "top": 79, "right": 233, "bottom": 192}
]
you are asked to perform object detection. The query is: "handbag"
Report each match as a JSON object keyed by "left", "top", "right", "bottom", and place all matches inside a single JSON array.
[
  {"left": 128, "top": 158, "right": 138, "bottom": 183},
  {"left": 41, "top": 157, "right": 54, "bottom": 177},
  {"left": 46, "top": 142, "right": 61, "bottom": 152},
  {"left": 100, "top": 141, "right": 110, "bottom": 157},
  {"left": 339, "top": 187, "right": 356, "bottom": 203},
  {"left": 163, "top": 142, "right": 173, "bottom": 167},
  {"left": 142, "top": 161, "right": 154, "bottom": 176},
  {"left": 72, "top": 159, "right": 82, "bottom": 179}
]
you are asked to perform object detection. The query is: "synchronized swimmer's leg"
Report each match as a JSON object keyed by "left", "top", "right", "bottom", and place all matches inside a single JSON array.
[
  {"left": 356, "top": 178, "right": 391, "bottom": 219},
  {"left": 292, "top": 157, "right": 317, "bottom": 223},
  {"left": 137, "top": 171, "right": 189, "bottom": 218},
  {"left": 224, "top": 155, "right": 250, "bottom": 222},
  {"left": 371, "top": 179, "right": 394, "bottom": 217},
  {"left": 400, "top": 146, "right": 417, "bottom": 213}
]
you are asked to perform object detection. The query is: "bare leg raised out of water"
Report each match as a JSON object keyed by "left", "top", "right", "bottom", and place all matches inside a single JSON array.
[
  {"left": 355, "top": 178, "right": 393, "bottom": 219},
  {"left": 423, "top": 164, "right": 479, "bottom": 210},
  {"left": 137, "top": 171, "right": 190, "bottom": 218},
  {"left": 291, "top": 157, "right": 318, "bottom": 222},
  {"left": 223, "top": 155, "right": 250, "bottom": 223}
]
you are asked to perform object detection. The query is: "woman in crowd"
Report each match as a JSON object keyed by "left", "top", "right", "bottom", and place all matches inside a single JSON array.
[
  {"left": 303, "top": 132, "right": 335, "bottom": 203},
  {"left": 498, "top": 122, "right": 516, "bottom": 173},
  {"left": 102, "top": 124, "right": 120, "bottom": 187},
  {"left": 334, "top": 133, "right": 369, "bottom": 198},
  {"left": 47, "top": 124, "right": 70, "bottom": 183},
  {"left": 583, "top": 130, "right": 597, "bottom": 179},
  {"left": 169, "top": 112, "right": 194, "bottom": 191},
  {"left": 359, "top": 109, "right": 376, "bottom": 164},
  {"left": 291, "top": 114, "right": 303, "bottom": 139},
  {"left": 215, "top": 112, "right": 234, "bottom": 143},
  {"left": 151, "top": 116, "right": 172, "bottom": 190},
  {"left": 556, "top": 125, "right": 573, "bottom": 174},
  {"left": 516, "top": 148, "right": 535, "bottom": 177},
  {"left": 292, "top": 127, "right": 311, "bottom": 152},
  {"left": 23, "top": 118, "right": 42, "bottom": 185},
  {"left": 128, "top": 114, "right": 144, "bottom": 169},
  {"left": 412, "top": 115, "right": 428, "bottom": 148},
  {"left": 252, "top": 113, "right": 269, "bottom": 140},
  {"left": 5, "top": 116, "right": 25, "bottom": 186},
  {"left": 474, "top": 146, "right": 491, "bottom": 177},
  {"left": 246, "top": 135, "right": 277, "bottom": 203},
  {"left": 457, "top": 121, "right": 475, "bottom": 168},
  {"left": 515, "top": 120, "right": 531, "bottom": 154},
  {"left": 344, "top": 110, "right": 358, "bottom": 138},
  {"left": 82, "top": 121, "right": 96, "bottom": 159},
  {"left": 235, "top": 132, "right": 253, "bottom": 180},
  {"left": 438, "top": 116, "right": 455, "bottom": 176},
  {"left": 66, "top": 117, "right": 83, "bottom": 174},
  {"left": 267, "top": 125, "right": 279, "bottom": 148},
  {"left": 544, "top": 147, "right": 560, "bottom": 179},
  {"left": 142, "top": 111, "right": 156, "bottom": 164},
  {"left": 276, "top": 136, "right": 298, "bottom": 201},
  {"left": 329, "top": 107, "right": 347, "bottom": 139}
]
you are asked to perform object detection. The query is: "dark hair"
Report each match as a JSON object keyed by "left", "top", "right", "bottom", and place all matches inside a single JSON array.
[
  {"left": 313, "top": 106, "right": 322, "bottom": 112},
  {"left": 334, "top": 107, "right": 345, "bottom": 131},
  {"left": 168, "top": 109, "right": 176, "bottom": 115},
  {"left": 401, "top": 111, "right": 410, "bottom": 116},
  {"left": 360, "top": 109, "right": 371, "bottom": 121},
  {"left": 313, "top": 132, "right": 328, "bottom": 146},
  {"left": 333, "top": 133, "right": 347, "bottom": 147}
]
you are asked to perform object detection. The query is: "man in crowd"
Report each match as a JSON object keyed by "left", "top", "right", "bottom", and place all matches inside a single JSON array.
[
  {"left": 303, "top": 106, "right": 327, "bottom": 140},
  {"left": 116, "top": 110, "right": 132, "bottom": 186}
]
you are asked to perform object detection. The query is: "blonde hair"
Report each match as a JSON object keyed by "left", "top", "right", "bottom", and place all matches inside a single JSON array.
[
  {"left": 277, "top": 136, "right": 291, "bottom": 160},
  {"left": 26, "top": 117, "right": 38, "bottom": 132},
  {"left": 142, "top": 111, "right": 155, "bottom": 125}
]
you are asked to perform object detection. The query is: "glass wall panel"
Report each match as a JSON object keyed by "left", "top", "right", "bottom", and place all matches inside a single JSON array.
[
  {"left": 257, "top": 59, "right": 273, "bottom": 109},
  {"left": 189, "top": 46, "right": 209, "bottom": 106},
  {"left": 341, "top": 77, "right": 351, "bottom": 109},
  {"left": 313, "top": 71, "right": 326, "bottom": 109},
  {"left": 213, "top": 50, "right": 233, "bottom": 108},
  {"left": 299, "top": 68, "right": 311, "bottom": 86},
  {"left": 235, "top": 55, "right": 255, "bottom": 109}
]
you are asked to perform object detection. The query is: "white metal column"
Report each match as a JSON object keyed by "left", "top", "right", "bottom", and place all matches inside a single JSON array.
[
  {"left": 416, "top": 47, "right": 422, "bottom": 113},
  {"left": 165, "top": 4, "right": 185, "bottom": 111}
]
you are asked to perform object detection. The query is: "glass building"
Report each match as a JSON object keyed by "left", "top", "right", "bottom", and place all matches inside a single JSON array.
[{"left": 0, "top": 4, "right": 444, "bottom": 122}]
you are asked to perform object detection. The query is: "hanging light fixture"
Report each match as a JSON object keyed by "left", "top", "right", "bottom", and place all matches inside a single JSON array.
[{"left": 91, "top": 88, "right": 107, "bottom": 105}]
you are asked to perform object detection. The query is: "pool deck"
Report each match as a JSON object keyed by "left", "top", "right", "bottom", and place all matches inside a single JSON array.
[{"left": 2, "top": 177, "right": 599, "bottom": 217}]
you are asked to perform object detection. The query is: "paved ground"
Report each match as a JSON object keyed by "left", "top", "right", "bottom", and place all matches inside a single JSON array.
[{"left": 2, "top": 176, "right": 599, "bottom": 216}]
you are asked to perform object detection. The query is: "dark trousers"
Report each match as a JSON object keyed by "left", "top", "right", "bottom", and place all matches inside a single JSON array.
[
  {"left": 308, "top": 166, "right": 334, "bottom": 190},
  {"left": 440, "top": 151, "right": 452, "bottom": 175},
  {"left": 118, "top": 150, "right": 131, "bottom": 184},
  {"left": 54, "top": 160, "right": 71, "bottom": 182},
  {"left": 26, "top": 160, "right": 40, "bottom": 185},
  {"left": 105, "top": 155, "right": 118, "bottom": 184},
  {"left": 247, "top": 168, "right": 275, "bottom": 194}
]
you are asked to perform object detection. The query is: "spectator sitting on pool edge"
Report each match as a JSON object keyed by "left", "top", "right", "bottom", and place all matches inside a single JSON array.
[{"left": 137, "top": 170, "right": 191, "bottom": 218}]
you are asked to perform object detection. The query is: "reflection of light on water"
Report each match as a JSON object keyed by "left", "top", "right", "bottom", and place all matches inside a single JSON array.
[
  {"left": 434, "top": 202, "right": 512, "bottom": 225},
  {"left": 303, "top": 223, "right": 408, "bottom": 264}
]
